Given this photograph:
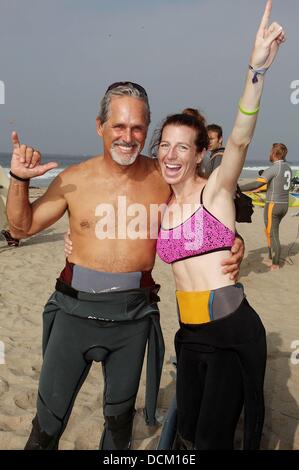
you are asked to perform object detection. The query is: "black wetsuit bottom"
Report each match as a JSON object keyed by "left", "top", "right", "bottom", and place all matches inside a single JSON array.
[
  {"left": 175, "top": 298, "right": 267, "bottom": 450},
  {"left": 24, "top": 287, "right": 163, "bottom": 450}
]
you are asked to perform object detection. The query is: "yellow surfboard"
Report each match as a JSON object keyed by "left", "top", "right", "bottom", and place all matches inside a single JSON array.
[{"left": 245, "top": 191, "right": 299, "bottom": 208}]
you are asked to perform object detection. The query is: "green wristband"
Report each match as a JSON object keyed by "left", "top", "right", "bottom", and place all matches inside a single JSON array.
[{"left": 238, "top": 100, "right": 260, "bottom": 116}]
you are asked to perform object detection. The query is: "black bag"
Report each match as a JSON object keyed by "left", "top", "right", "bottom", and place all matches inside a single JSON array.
[{"left": 234, "top": 185, "right": 254, "bottom": 223}]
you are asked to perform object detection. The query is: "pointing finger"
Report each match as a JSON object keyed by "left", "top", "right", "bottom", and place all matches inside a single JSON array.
[
  {"left": 257, "top": 0, "right": 272, "bottom": 36},
  {"left": 11, "top": 131, "right": 20, "bottom": 150}
]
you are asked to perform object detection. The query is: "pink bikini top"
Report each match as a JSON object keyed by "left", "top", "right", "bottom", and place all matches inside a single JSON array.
[{"left": 156, "top": 186, "right": 235, "bottom": 264}]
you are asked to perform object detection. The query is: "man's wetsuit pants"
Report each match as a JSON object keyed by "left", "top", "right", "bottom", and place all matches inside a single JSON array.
[
  {"left": 24, "top": 283, "right": 164, "bottom": 450},
  {"left": 264, "top": 202, "right": 288, "bottom": 265}
]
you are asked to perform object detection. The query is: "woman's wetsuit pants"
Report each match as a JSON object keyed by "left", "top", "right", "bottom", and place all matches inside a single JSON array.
[
  {"left": 24, "top": 289, "right": 159, "bottom": 450},
  {"left": 175, "top": 299, "right": 267, "bottom": 450}
]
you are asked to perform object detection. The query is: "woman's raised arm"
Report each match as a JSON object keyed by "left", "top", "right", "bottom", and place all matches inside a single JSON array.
[{"left": 217, "top": 0, "right": 285, "bottom": 192}]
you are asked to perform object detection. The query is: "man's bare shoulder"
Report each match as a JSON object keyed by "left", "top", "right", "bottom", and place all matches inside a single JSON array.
[{"left": 57, "top": 155, "right": 103, "bottom": 181}]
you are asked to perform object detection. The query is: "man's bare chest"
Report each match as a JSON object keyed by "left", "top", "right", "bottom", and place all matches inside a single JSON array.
[{"left": 66, "top": 182, "right": 168, "bottom": 238}]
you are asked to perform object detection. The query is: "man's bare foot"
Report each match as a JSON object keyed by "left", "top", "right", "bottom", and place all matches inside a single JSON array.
[{"left": 270, "top": 264, "right": 280, "bottom": 271}]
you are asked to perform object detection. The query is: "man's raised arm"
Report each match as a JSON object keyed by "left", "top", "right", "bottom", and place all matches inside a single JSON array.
[
  {"left": 239, "top": 165, "right": 276, "bottom": 192},
  {"left": 7, "top": 132, "right": 67, "bottom": 238}
]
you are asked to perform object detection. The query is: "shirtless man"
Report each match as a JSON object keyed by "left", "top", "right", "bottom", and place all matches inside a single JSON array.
[{"left": 7, "top": 82, "right": 244, "bottom": 450}]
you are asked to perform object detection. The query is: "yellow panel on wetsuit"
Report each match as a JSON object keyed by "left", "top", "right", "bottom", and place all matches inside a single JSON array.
[
  {"left": 255, "top": 178, "right": 268, "bottom": 192},
  {"left": 256, "top": 177, "right": 267, "bottom": 184},
  {"left": 176, "top": 290, "right": 212, "bottom": 324},
  {"left": 265, "top": 202, "right": 274, "bottom": 247}
]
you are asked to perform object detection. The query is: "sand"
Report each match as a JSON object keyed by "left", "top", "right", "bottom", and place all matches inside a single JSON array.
[{"left": 0, "top": 187, "right": 298, "bottom": 450}]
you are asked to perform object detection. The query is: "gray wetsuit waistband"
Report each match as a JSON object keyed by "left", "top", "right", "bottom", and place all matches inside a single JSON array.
[{"left": 71, "top": 265, "right": 142, "bottom": 293}]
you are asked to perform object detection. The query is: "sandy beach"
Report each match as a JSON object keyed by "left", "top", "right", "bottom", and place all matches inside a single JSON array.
[{"left": 0, "top": 187, "right": 298, "bottom": 450}]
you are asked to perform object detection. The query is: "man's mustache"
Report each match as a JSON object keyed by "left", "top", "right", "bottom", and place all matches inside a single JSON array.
[{"left": 112, "top": 140, "right": 139, "bottom": 149}]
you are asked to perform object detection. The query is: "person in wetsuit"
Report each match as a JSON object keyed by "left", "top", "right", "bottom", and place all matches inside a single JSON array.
[
  {"left": 154, "top": 1, "right": 285, "bottom": 449},
  {"left": 240, "top": 143, "right": 291, "bottom": 270},
  {"left": 202, "top": 124, "right": 225, "bottom": 177},
  {"left": 6, "top": 82, "right": 244, "bottom": 450}
]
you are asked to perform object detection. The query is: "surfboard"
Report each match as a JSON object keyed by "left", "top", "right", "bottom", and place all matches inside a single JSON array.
[{"left": 245, "top": 191, "right": 299, "bottom": 208}]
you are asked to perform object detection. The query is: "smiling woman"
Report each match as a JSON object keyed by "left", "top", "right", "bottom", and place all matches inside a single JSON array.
[
  {"left": 151, "top": 0, "right": 286, "bottom": 450},
  {"left": 153, "top": 113, "right": 208, "bottom": 185}
]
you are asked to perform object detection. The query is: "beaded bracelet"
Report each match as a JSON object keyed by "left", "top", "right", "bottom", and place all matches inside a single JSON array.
[{"left": 249, "top": 64, "right": 268, "bottom": 84}]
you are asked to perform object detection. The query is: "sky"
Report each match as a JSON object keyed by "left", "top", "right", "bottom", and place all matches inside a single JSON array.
[{"left": 0, "top": 0, "right": 298, "bottom": 161}]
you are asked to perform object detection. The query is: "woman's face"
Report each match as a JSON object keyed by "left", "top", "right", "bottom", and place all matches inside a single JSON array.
[{"left": 158, "top": 124, "right": 202, "bottom": 185}]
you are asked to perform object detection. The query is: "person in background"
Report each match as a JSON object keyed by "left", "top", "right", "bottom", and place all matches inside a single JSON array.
[
  {"left": 240, "top": 143, "right": 291, "bottom": 270},
  {"left": 201, "top": 124, "right": 225, "bottom": 177}
]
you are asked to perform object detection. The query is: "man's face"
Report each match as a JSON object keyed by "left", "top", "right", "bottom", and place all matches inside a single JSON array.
[
  {"left": 269, "top": 148, "right": 276, "bottom": 162},
  {"left": 208, "top": 130, "right": 222, "bottom": 151},
  {"left": 98, "top": 96, "right": 148, "bottom": 166}
]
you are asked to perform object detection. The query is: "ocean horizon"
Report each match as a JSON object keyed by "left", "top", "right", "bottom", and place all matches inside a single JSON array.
[{"left": 1, "top": 152, "right": 298, "bottom": 188}]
